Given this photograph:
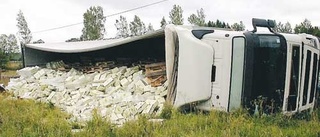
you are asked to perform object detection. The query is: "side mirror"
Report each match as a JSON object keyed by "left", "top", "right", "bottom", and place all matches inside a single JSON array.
[{"left": 252, "top": 18, "right": 276, "bottom": 33}]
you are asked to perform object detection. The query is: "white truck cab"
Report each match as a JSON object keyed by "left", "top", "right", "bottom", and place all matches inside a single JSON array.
[{"left": 167, "top": 18, "right": 320, "bottom": 115}]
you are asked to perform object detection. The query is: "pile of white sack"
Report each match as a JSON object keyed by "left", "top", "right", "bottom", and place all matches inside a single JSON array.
[{"left": 6, "top": 66, "right": 167, "bottom": 125}]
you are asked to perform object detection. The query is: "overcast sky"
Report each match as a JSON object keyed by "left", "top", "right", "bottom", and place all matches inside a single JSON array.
[{"left": 1, "top": 0, "right": 319, "bottom": 43}]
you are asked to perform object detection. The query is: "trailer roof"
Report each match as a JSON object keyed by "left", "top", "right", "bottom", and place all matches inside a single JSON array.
[{"left": 25, "top": 29, "right": 164, "bottom": 53}]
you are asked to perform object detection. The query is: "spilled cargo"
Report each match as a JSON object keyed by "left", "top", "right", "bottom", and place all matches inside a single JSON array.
[{"left": 7, "top": 62, "right": 168, "bottom": 125}]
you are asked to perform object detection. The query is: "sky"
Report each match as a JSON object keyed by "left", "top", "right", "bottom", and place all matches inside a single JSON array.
[{"left": 0, "top": 0, "right": 319, "bottom": 43}]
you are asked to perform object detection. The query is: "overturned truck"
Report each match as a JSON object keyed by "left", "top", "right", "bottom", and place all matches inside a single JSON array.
[{"left": 22, "top": 18, "right": 320, "bottom": 115}]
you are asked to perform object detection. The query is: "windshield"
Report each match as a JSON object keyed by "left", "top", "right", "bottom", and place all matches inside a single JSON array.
[{"left": 250, "top": 35, "right": 287, "bottom": 113}]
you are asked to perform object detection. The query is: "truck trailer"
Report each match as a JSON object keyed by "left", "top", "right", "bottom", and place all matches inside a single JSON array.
[{"left": 22, "top": 18, "right": 320, "bottom": 115}]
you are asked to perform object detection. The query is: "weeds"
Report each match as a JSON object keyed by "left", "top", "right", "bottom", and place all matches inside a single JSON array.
[
  {"left": 74, "top": 110, "right": 114, "bottom": 137},
  {"left": 0, "top": 93, "right": 320, "bottom": 137},
  {"left": 160, "top": 102, "right": 173, "bottom": 119},
  {"left": 0, "top": 94, "right": 71, "bottom": 137}
]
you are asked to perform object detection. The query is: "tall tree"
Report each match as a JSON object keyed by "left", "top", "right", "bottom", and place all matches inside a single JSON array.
[
  {"left": 0, "top": 34, "right": 19, "bottom": 60},
  {"left": 274, "top": 21, "right": 292, "bottom": 33},
  {"left": 0, "top": 34, "right": 9, "bottom": 67},
  {"left": 16, "top": 10, "right": 32, "bottom": 44},
  {"left": 65, "top": 38, "right": 81, "bottom": 42},
  {"left": 32, "top": 39, "right": 45, "bottom": 44},
  {"left": 226, "top": 23, "right": 231, "bottom": 29},
  {"left": 115, "top": 15, "right": 129, "bottom": 38},
  {"left": 147, "top": 23, "right": 154, "bottom": 32},
  {"left": 169, "top": 5, "right": 183, "bottom": 25},
  {"left": 294, "top": 19, "right": 320, "bottom": 37},
  {"left": 207, "top": 20, "right": 231, "bottom": 29},
  {"left": 160, "top": 16, "right": 167, "bottom": 28},
  {"left": 188, "top": 8, "right": 206, "bottom": 26},
  {"left": 0, "top": 49, "right": 8, "bottom": 68},
  {"left": 7, "top": 34, "right": 19, "bottom": 53},
  {"left": 216, "top": 20, "right": 222, "bottom": 27},
  {"left": 207, "top": 21, "right": 214, "bottom": 27},
  {"left": 129, "top": 15, "right": 146, "bottom": 36},
  {"left": 0, "top": 34, "right": 8, "bottom": 52},
  {"left": 313, "top": 26, "right": 320, "bottom": 37},
  {"left": 231, "top": 21, "right": 245, "bottom": 31},
  {"left": 0, "top": 34, "right": 17, "bottom": 65},
  {"left": 81, "top": 6, "right": 106, "bottom": 41},
  {"left": 284, "top": 22, "right": 293, "bottom": 33},
  {"left": 294, "top": 19, "right": 313, "bottom": 34}
]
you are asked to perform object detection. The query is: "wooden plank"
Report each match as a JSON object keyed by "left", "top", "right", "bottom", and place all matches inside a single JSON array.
[
  {"left": 145, "top": 62, "right": 166, "bottom": 68},
  {"left": 144, "top": 61, "right": 167, "bottom": 87},
  {"left": 146, "top": 65, "right": 166, "bottom": 74},
  {"left": 147, "top": 75, "right": 167, "bottom": 87},
  {"left": 145, "top": 70, "right": 166, "bottom": 77}
]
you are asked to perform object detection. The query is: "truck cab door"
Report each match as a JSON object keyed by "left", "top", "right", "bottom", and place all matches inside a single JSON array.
[{"left": 283, "top": 44, "right": 301, "bottom": 114}]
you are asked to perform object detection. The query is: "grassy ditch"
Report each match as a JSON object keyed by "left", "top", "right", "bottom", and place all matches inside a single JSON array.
[
  {"left": 0, "top": 93, "right": 72, "bottom": 137},
  {"left": 0, "top": 93, "right": 320, "bottom": 137}
]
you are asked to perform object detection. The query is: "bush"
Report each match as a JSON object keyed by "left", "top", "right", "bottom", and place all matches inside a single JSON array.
[{"left": 0, "top": 51, "right": 9, "bottom": 69}]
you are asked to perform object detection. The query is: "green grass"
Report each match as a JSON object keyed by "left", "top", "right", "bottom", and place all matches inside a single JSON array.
[
  {"left": 0, "top": 94, "right": 72, "bottom": 137},
  {"left": 1, "top": 93, "right": 320, "bottom": 137}
]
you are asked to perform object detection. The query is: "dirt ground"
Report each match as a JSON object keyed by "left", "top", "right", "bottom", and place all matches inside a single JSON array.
[{"left": 0, "top": 70, "right": 17, "bottom": 86}]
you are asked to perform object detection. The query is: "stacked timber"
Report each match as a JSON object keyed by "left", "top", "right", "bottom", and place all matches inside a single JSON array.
[{"left": 145, "top": 62, "right": 167, "bottom": 87}]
